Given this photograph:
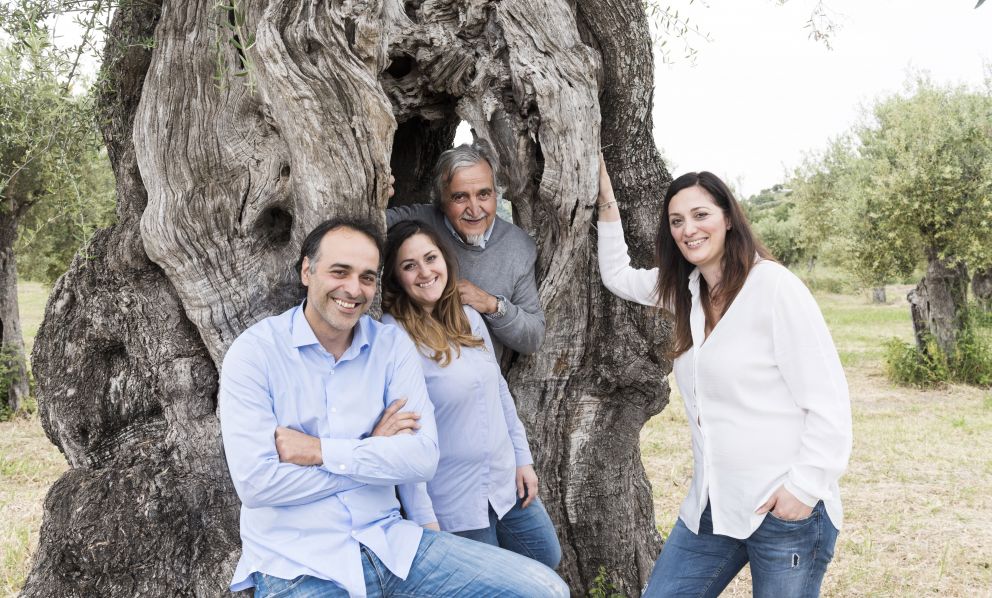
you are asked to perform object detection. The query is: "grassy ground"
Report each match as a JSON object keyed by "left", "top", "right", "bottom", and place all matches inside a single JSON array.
[
  {"left": 0, "top": 282, "right": 65, "bottom": 596},
  {"left": 642, "top": 285, "right": 992, "bottom": 598},
  {"left": 0, "top": 417, "right": 65, "bottom": 595},
  {"left": 16, "top": 281, "right": 49, "bottom": 358},
  {"left": 3, "top": 281, "right": 992, "bottom": 596}
]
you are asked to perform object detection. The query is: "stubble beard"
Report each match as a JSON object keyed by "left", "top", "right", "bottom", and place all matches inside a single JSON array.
[{"left": 315, "top": 293, "right": 366, "bottom": 334}]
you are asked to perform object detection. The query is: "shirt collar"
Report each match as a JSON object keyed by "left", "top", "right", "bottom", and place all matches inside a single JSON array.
[
  {"left": 442, "top": 214, "right": 497, "bottom": 249},
  {"left": 291, "top": 301, "right": 372, "bottom": 359},
  {"left": 688, "top": 267, "right": 701, "bottom": 297},
  {"left": 291, "top": 302, "right": 320, "bottom": 348}
]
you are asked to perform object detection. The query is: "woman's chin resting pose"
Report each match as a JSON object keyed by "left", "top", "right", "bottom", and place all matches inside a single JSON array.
[
  {"left": 382, "top": 220, "right": 561, "bottom": 570},
  {"left": 596, "top": 155, "right": 852, "bottom": 598}
]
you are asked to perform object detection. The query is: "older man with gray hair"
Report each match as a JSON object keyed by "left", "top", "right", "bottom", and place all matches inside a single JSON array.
[{"left": 386, "top": 139, "right": 544, "bottom": 357}]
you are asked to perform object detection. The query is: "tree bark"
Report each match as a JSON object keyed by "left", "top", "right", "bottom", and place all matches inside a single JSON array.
[
  {"left": 907, "top": 246, "right": 969, "bottom": 357},
  {"left": 25, "top": 1, "right": 671, "bottom": 596},
  {"left": 0, "top": 209, "right": 31, "bottom": 414},
  {"left": 871, "top": 286, "right": 886, "bottom": 304},
  {"left": 25, "top": 4, "right": 243, "bottom": 596},
  {"left": 973, "top": 267, "right": 992, "bottom": 311}
]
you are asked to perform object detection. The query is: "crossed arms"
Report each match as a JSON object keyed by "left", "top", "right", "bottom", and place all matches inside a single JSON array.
[{"left": 219, "top": 334, "right": 439, "bottom": 509}]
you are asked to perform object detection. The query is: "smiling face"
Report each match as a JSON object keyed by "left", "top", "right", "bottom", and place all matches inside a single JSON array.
[
  {"left": 301, "top": 227, "right": 379, "bottom": 350},
  {"left": 667, "top": 185, "right": 730, "bottom": 278},
  {"left": 440, "top": 160, "right": 497, "bottom": 245},
  {"left": 394, "top": 233, "right": 449, "bottom": 312}
]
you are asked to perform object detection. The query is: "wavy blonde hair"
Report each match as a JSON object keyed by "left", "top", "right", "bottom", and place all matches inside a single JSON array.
[{"left": 382, "top": 220, "right": 485, "bottom": 366}]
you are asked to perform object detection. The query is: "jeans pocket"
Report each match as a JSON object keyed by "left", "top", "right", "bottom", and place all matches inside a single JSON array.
[
  {"left": 253, "top": 573, "right": 307, "bottom": 598},
  {"left": 767, "top": 509, "right": 817, "bottom": 524},
  {"left": 751, "top": 506, "right": 824, "bottom": 575}
]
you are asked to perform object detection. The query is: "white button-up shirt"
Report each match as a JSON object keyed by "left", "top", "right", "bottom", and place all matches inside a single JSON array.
[{"left": 598, "top": 219, "right": 852, "bottom": 539}]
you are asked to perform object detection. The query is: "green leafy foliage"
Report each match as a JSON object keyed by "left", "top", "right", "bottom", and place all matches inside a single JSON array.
[
  {"left": 743, "top": 184, "right": 803, "bottom": 267},
  {"left": 213, "top": 0, "right": 257, "bottom": 92},
  {"left": 791, "top": 77, "right": 992, "bottom": 286},
  {"left": 791, "top": 135, "right": 921, "bottom": 289},
  {"left": 1, "top": 6, "right": 116, "bottom": 283},
  {"left": 0, "top": 345, "right": 27, "bottom": 421},
  {"left": 884, "top": 335, "right": 950, "bottom": 388},
  {"left": 947, "top": 311, "right": 992, "bottom": 387},
  {"left": 587, "top": 566, "right": 627, "bottom": 598},
  {"left": 15, "top": 146, "right": 115, "bottom": 282},
  {"left": 884, "top": 308, "right": 992, "bottom": 388},
  {"left": 854, "top": 77, "right": 992, "bottom": 274}
]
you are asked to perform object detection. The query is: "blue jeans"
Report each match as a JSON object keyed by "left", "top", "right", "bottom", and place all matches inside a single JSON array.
[
  {"left": 451, "top": 496, "right": 562, "bottom": 570},
  {"left": 643, "top": 501, "right": 838, "bottom": 598},
  {"left": 251, "top": 529, "right": 568, "bottom": 597}
]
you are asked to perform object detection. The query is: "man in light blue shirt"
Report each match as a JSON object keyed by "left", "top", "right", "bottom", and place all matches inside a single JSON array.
[{"left": 220, "top": 217, "right": 568, "bottom": 597}]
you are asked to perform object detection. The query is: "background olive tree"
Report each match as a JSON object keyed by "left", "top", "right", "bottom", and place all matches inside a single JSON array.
[
  {"left": 0, "top": 9, "right": 112, "bottom": 417},
  {"left": 788, "top": 75, "right": 992, "bottom": 384}
]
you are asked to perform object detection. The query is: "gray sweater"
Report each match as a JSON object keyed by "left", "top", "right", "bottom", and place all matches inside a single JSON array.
[{"left": 386, "top": 203, "right": 545, "bottom": 356}]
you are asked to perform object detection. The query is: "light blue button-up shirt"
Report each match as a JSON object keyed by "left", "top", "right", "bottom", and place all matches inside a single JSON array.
[
  {"left": 384, "top": 307, "right": 533, "bottom": 532},
  {"left": 219, "top": 305, "right": 439, "bottom": 597}
]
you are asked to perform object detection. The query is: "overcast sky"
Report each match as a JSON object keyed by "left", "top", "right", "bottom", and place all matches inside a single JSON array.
[
  {"left": 36, "top": 1, "right": 991, "bottom": 199},
  {"left": 651, "top": 0, "right": 992, "bottom": 197}
]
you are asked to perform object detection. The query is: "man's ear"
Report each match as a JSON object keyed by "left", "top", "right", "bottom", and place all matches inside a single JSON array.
[{"left": 301, "top": 257, "right": 311, "bottom": 287}]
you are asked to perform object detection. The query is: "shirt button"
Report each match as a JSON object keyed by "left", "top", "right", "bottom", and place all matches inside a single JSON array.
[
  {"left": 331, "top": 407, "right": 337, "bottom": 413},
  {"left": 338, "top": 464, "right": 346, "bottom": 471},
  {"left": 330, "top": 370, "right": 335, "bottom": 375},
  {"left": 351, "top": 531, "right": 357, "bottom": 537}
]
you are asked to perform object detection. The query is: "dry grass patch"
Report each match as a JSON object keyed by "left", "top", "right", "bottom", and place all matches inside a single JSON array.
[
  {"left": 642, "top": 287, "right": 992, "bottom": 597},
  {"left": 16, "top": 281, "right": 49, "bottom": 359},
  {"left": 0, "top": 417, "right": 66, "bottom": 596}
]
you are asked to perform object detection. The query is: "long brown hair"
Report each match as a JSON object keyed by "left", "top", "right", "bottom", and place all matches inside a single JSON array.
[
  {"left": 654, "top": 172, "right": 774, "bottom": 358},
  {"left": 382, "top": 220, "right": 485, "bottom": 365}
]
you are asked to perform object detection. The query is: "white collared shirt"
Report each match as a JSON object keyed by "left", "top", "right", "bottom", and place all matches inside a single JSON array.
[{"left": 597, "top": 219, "right": 852, "bottom": 539}]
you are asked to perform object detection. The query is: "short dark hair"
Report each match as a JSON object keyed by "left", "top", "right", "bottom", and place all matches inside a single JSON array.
[{"left": 296, "top": 216, "right": 384, "bottom": 281}]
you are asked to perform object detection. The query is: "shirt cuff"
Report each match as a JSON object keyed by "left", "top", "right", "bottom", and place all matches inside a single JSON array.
[
  {"left": 486, "top": 300, "right": 519, "bottom": 330},
  {"left": 320, "top": 438, "right": 360, "bottom": 474},
  {"left": 515, "top": 448, "right": 534, "bottom": 468},
  {"left": 784, "top": 479, "right": 819, "bottom": 508}
]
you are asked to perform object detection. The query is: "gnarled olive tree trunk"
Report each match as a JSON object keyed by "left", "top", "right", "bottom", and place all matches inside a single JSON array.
[
  {"left": 908, "top": 246, "right": 969, "bottom": 357},
  {"left": 1, "top": 208, "right": 31, "bottom": 414},
  {"left": 25, "top": 1, "right": 671, "bottom": 595},
  {"left": 973, "top": 267, "right": 992, "bottom": 312}
]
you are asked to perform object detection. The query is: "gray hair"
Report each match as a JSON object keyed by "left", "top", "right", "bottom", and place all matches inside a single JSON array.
[{"left": 431, "top": 138, "right": 503, "bottom": 207}]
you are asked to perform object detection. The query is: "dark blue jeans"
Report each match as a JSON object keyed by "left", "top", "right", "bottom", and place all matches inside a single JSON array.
[
  {"left": 451, "top": 496, "right": 562, "bottom": 570},
  {"left": 251, "top": 529, "right": 568, "bottom": 597},
  {"left": 643, "top": 501, "right": 839, "bottom": 598}
]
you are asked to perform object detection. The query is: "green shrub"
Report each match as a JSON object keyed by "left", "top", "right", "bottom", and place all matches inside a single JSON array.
[
  {"left": 0, "top": 346, "right": 19, "bottom": 421},
  {"left": 948, "top": 315, "right": 992, "bottom": 387},
  {"left": 884, "top": 336, "right": 950, "bottom": 388},
  {"left": 801, "top": 273, "right": 854, "bottom": 295},
  {"left": 0, "top": 345, "right": 34, "bottom": 421},
  {"left": 587, "top": 566, "right": 627, "bottom": 598},
  {"left": 885, "top": 310, "right": 992, "bottom": 388},
  {"left": 754, "top": 218, "right": 802, "bottom": 267}
]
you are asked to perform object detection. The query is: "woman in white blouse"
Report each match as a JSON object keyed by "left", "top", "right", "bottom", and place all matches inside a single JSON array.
[{"left": 595, "top": 157, "right": 851, "bottom": 598}]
